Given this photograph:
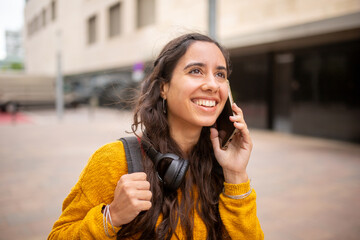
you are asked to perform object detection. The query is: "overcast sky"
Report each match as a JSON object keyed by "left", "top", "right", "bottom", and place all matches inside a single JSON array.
[{"left": 0, "top": 0, "right": 24, "bottom": 60}]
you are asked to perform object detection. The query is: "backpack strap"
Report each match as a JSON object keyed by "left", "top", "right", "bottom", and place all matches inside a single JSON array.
[{"left": 119, "top": 137, "right": 144, "bottom": 173}]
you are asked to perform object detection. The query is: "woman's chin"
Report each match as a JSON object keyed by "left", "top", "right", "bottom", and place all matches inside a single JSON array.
[{"left": 198, "top": 118, "right": 217, "bottom": 127}]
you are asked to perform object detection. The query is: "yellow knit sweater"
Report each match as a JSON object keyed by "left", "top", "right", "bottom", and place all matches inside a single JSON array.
[{"left": 48, "top": 141, "right": 264, "bottom": 239}]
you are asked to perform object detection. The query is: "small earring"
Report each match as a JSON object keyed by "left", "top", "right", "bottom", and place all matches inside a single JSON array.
[{"left": 162, "top": 98, "right": 167, "bottom": 114}]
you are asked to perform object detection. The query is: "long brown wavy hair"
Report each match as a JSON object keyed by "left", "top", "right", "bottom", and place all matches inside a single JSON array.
[{"left": 117, "top": 33, "right": 232, "bottom": 240}]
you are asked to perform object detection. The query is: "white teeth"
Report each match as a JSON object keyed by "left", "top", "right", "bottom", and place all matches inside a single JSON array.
[{"left": 195, "top": 99, "right": 216, "bottom": 107}]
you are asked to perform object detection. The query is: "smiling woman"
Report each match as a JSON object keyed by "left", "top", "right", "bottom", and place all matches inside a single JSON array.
[{"left": 48, "top": 33, "right": 264, "bottom": 240}]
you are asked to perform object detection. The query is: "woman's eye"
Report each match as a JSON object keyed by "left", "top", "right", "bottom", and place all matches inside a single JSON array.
[
  {"left": 189, "top": 69, "right": 201, "bottom": 74},
  {"left": 216, "top": 72, "right": 226, "bottom": 78}
]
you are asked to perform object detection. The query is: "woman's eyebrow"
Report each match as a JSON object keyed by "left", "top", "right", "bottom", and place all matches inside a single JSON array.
[
  {"left": 183, "top": 62, "right": 227, "bottom": 71},
  {"left": 216, "top": 66, "right": 227, "bottom": 71},
  {"left": 183, "top": 62, "right": 205, "bottom": 70}
]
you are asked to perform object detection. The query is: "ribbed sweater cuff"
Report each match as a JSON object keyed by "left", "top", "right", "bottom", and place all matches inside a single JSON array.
[{"left": 223, "top": 179, "right": 251, "bottom": 196}]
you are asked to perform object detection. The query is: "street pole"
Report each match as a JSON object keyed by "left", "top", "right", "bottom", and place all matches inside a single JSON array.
[
  {"left": 208, "top": 0, "right": 217, "bottom": 40},
  {"left": 56, "top": 30, "right": 64, "bottom": 120}
]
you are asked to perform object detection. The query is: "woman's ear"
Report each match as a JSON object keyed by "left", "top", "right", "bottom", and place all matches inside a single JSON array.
[{"left": 160, "top": 82, "right": 169, "bottom": 99}]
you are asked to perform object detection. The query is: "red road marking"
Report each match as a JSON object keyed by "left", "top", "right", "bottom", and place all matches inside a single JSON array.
[{"left": 0, "top": 113, "right": 32, "bottom": 124}]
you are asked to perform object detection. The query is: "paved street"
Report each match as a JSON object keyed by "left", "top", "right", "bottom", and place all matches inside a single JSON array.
[{"left": 0, "top": 107, "right": 359, "bottom": 239}]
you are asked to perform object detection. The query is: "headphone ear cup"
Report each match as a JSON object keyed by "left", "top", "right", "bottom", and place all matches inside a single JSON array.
[{"left": 163, "top": 158, "right": 189, "bottom": 190}]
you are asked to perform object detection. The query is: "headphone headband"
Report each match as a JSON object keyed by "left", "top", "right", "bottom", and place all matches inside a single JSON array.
[{"left": 141, "top": 139, "right": 161, "bottom": 167}]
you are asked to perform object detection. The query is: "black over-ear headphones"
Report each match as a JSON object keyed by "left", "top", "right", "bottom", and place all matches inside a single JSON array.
[{"left": 141, "top": 139, "right": 189, "bottom": 191}]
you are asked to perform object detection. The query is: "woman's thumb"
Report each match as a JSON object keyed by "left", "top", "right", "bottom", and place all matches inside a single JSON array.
[{"left": 210, "top": 127, "right": 220, "bottom": 151}]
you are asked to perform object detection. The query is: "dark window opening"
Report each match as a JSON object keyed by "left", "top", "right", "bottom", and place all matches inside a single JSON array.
[
  {"left": 109, "top": 2, "right": 121, "bottom": 38},
  {"left": 88, "top": 15, "right": 97, "bottom": 44},
  {"left": 137, "top": 0, "right": 155, "bottom": 29}
]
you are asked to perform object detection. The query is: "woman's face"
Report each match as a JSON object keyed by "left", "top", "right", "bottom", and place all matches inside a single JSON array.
[{"left": 161, "top": 41, "right": 229, "bottom": 131}]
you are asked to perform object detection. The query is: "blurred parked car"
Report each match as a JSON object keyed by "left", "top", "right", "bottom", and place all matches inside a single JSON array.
[{"left": 66, "top": 72, "right": 139, "bottom": 109}]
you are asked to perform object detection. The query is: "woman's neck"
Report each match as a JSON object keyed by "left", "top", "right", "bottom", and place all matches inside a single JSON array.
[{"left": 168, "top": 121, "right": 202, "bottom": 158}]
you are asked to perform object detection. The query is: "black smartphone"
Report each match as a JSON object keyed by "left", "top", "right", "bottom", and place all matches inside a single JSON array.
[{"left": 216, "top": 80, "right": 238, "bottom": 150}]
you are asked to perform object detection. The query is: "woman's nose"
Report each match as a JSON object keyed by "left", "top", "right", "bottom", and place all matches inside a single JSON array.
[{"left": 201, "top": 75, "right": 220, "bottom": 92}]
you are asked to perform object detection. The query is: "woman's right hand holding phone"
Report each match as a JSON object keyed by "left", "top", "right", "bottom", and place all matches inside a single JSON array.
[
  {"left": 210, "top": 103, "right": 253, "bottom": 184},
  {"left": 109, "top": 172, "right": 152, "bottom": 227}
]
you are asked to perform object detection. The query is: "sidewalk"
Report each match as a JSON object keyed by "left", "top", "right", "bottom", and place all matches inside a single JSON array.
[{"left": 0, "top": 107, "right": 359, "bottom": 239}]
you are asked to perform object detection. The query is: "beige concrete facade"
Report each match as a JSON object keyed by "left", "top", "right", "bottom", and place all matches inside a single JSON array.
[
  {"left": 24, "top": 0, "right": 360, "bottom": 76},
  {"left": 219, "top": 0, "right": 360, "bottom": 38}
]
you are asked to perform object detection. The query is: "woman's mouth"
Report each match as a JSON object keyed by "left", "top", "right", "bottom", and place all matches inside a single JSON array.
[{"left": 193, "top": 99, "right": 217, "bottom": 107}]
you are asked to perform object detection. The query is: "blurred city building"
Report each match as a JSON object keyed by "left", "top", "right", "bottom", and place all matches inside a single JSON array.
[
  {"left": 23, "top": 0, "right": 360, "bottom": 142},
  {"left": 0, "top": 30, "right": 24, "bottom": 70},
  {"left": 5, "top": 30, "right": 23, "bottom": 61}
]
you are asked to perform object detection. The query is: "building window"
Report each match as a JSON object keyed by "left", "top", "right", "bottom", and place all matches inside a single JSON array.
[
  {"left": 42, "top": 9, "right": 47, "bottom": 27},
  {"left": 27, "top": 22, "right": 31, "bottom": 37},
  {"left": 34, "top": 15, "right": 40, "bottom": 32},
  {"left": 28, "top": 19, "right": 34, "bottom": 36},
  {"left": 109, "top": 2, "right": 121, "bottom": 38},
  {"left": 88, "top": 15, "right": 97, "bottom": 44},
  {"left": 137, "top": 0, "right": 155, "bottom": 29},
  {"left": 51, "top": 0, "right": 56, "bottom": 21},
  {"left": 31, "top": 18, "right": 36, "bottom": 35},
  {"left": 37, "top": 14, "right": 42, "bottom": 30}
]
